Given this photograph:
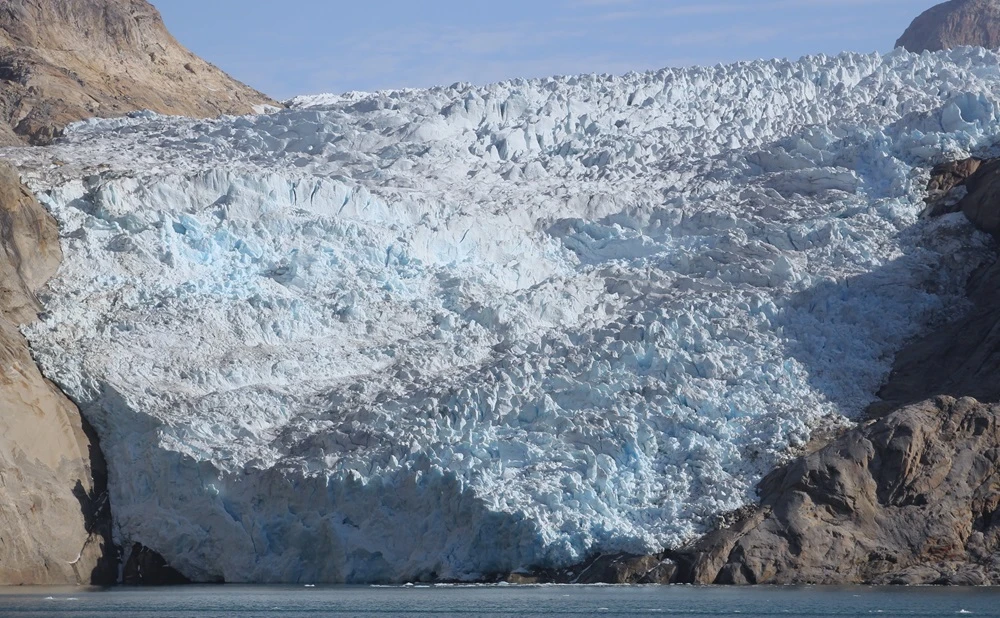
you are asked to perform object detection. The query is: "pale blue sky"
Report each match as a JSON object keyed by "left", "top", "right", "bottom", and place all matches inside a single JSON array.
[{"left": 154, "top": 0, "right": 941, "bottom": 100}]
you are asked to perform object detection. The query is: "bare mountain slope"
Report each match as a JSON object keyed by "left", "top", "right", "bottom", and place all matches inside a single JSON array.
[
  {"left": 897, "top": 0, "right": 1000, "bottom": 53},
  {"left": 0, "top": 0, "right": 276, "bottom": 144}
]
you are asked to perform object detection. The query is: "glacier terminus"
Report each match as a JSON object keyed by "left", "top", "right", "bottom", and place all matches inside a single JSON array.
[{"left": 7, "top": 47, "right": 1000, "bottom": 583}]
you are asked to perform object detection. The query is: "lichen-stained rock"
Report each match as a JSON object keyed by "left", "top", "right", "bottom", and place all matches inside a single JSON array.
[
  {"left": 897, "top": 0, "right": 1000, "bottom": 53},
  {"left": 0, "top": 161, "right": 115, "bottom": 585},
  {"left": 673, "top": 397, "right": 1000, "bottom": 585},
  {"left": 0, "top": 0, "right": 277, "bottom": 145}
]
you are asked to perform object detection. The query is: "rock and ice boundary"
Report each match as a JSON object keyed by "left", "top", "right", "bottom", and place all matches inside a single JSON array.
[{"left": 8, "top": 47, "right": 1000, "bottom": 583}]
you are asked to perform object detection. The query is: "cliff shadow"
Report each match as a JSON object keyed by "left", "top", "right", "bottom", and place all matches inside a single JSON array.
[
  {"left": 777, "top": 237, "right": 992, "bottom": 422},
  {"left": 864, "top": 251, "right": 1000, "bottom": 415},
  {"left": 71, "top": 413, "right": 119, "bottom": 585}
]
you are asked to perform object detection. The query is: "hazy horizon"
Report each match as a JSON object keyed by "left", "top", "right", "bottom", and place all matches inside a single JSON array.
[{"left": 154, "top": 0, "right": 942, "bottom": 100}]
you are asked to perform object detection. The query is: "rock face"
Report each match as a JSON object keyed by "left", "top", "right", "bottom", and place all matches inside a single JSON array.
[
  {"left": 672, "top": 397, "right": 1000, "bottom": 585},
  {"left": 897, "top": 0, "right": 1000, "bottom": 53},
  {"left": 0, "top": 161, "right": 115, "bottom": 585},
  {"left": 0, "top": 0, "right": 275, "bottom": 144},
  {"left": 920, "top": 156, "right": 1000, "bottom": 237},
  {"left": 956, "top": 159, "right": 1000, "bottom": 236}
]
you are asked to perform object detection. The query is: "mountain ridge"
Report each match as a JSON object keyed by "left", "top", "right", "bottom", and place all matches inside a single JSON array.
[{"left": 0, "top": 0, "right": 276, "bottom": 145}]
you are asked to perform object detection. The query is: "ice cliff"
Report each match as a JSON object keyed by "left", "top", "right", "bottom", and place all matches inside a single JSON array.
[{"left": 7, "top": 47, "right": 1000, "bottom": 583}]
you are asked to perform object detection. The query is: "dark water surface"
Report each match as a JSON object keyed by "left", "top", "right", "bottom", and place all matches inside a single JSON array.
[{"left": 0, "top": 584, "right": 998, "bottom": 617}]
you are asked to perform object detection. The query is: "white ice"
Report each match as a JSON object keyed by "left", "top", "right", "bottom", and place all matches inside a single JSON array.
[{"left": 7, "top": 47, "right": 1000, "bottom": 583}]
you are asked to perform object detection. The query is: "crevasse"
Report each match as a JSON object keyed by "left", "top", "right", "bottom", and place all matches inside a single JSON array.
[{"left": 9, "top": 47, "right": 1000, "bottom": 582}]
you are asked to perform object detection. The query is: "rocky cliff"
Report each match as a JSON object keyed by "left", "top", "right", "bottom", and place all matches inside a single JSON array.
[
  {"left": 671, "top": 397, "right": 1000, "bottom": 585},
  {"left": 0, "top": 0, "right": 275, "bottom": 145},
  {"left": 0, "top": 161, "right": 114, "bottom": 585},
  {"left": 897, "top": 0, "right": 1000, "bottom": 53}
]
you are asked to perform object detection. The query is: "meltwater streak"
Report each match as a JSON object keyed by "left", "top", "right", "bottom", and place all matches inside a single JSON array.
[
  {"left": 7, "top": 47, "right": 1000, "bottom": 581},
  {"left": 0, "top": 586, "right": 998, "bottom": 617}
]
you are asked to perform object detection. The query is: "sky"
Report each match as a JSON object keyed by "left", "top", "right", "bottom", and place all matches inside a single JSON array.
[{"left": 153, "top": 0, "right": 943, "bottom": 100}]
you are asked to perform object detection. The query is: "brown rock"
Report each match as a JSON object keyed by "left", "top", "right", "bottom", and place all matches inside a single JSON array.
[
  {"left": 673, "top": 397, "right": 1000, "bottom": 585},
  {"left": 929, "top": 158, "right": 983, "bottom": 193},
  {"left": 0, "top": 0, "right": 277, "bottom": 145},
  {"left": 897, "top": 0, "right": 1000, "bottom": 53},
  {"left": 923, "top": 157, "right": 982, "bottom": 216},
  {"left": 0, "top": 161, "right": 115, "bottom": 585}
]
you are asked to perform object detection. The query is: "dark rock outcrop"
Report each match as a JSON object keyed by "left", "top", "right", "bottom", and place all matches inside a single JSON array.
[
  {"left": 956, "top": 159, "right": 1000, "bottom": 236},
  {"left": 122, "top": 543, "right": 190, "bottom": 586},
  {"left": 502, "top": 553, "right": 676, "bottom": 585},
  {"left": 0, "top": 0, "right": 276, "bottom": 145},
  {"left": 922, "top": 157, "right": 982, "bottom": 217},
  {"left": 672, "top": 397, "right": 1000, "bottom": 585},
  {"left": 921, "top": 156, "right": 1000, "bottom": 237},
  {"left": 897, "top": 0, "right": 1000, "bottom": 53}
]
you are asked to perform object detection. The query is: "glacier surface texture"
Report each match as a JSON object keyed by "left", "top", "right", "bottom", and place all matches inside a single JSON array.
[{"left": 9, "top": 48, "right": 1000, "bottom": 583}]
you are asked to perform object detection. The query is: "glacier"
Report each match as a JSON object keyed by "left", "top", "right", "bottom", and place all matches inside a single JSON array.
[{"left": 7, "top": 47, "right": 1000, "bottom": 583}]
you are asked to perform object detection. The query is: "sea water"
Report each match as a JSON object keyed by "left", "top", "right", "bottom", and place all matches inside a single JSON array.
[{"left": 0, "top": 585, "right": 998, "bottom": 617}]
